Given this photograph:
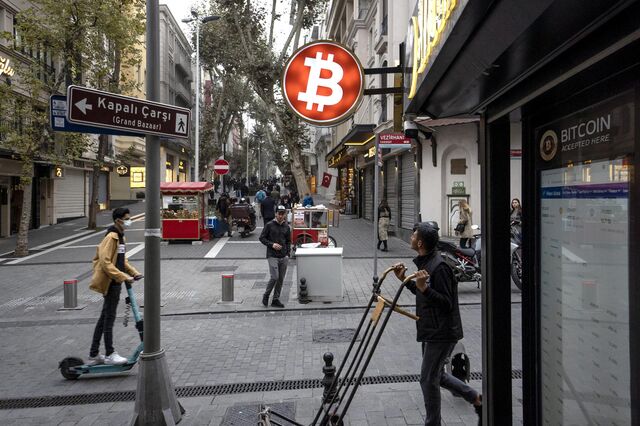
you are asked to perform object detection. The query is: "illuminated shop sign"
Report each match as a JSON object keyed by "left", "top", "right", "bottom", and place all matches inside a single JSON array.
[
  {"left": 130, "top": 166, "right": 146, "bottom": 188},
  {"left": 406, "top": 0, "right": 464, "bottom": 99},
  {"left": 0, "top": 56, "right": 16, "bottom": 77}
]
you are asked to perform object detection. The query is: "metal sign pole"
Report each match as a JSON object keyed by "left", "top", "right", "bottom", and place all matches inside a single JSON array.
[
  {"left": 373, "top": 134, "right": 380, "bottom": 281},
  {"left": 131, "top": 1, "right": 183, "bottom": 423}
]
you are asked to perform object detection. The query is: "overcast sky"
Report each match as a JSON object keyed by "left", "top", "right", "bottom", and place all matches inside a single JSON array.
[{"left": 161, "top": 0, "right": 297, "bottom": 53}]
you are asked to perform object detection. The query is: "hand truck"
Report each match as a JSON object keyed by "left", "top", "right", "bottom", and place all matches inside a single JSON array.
[{"left": 259, "top": 266, "right": 418, "bottom": 425}]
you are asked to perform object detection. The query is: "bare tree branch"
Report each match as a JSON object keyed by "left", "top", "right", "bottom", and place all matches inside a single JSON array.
[{"left": 277, "top": 0, "right": 305, "bottom": 63}]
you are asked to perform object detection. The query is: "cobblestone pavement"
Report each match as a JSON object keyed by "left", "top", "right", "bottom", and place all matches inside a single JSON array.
[{"left": 0, "top": 197, "right": 523, "bottom": 425}]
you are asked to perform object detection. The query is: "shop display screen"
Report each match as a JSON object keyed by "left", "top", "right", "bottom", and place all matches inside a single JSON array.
[{"left": 540, "top": 158, "right": 630, "bottom": 424}]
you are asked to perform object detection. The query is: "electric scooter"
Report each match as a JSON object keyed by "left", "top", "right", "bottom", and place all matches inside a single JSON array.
[{"left": 59, "top": 277, "right": 144, "bottom": 380}]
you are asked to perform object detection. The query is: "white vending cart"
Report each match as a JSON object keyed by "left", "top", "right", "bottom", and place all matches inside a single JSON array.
[{"left": 295, "top": 247, "right": 343, "bottom": 302}]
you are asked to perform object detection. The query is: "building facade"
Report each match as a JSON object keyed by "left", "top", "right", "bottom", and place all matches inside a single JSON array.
[{"left": 401, "top": 0, "right": 640, "bottom": 423}]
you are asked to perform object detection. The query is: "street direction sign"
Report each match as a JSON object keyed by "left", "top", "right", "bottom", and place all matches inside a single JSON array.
[
  {"left": 379, "top": 133, "right": 412, "bottom": 149},
  {"left": 213, "top": 159, "right": 230, "bottom": 175},
  {"left": 282, "top": 40, "right": 364, "bottom": 126},
  {"left": 66, "top": 85, "right": 191, "bottom": 139},
  {"left": 50, "top": 95, "right": 142, "bottom": 136}
]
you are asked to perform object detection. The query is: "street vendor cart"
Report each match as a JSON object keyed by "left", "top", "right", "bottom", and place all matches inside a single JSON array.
[
  {"left": 160, "top": 182, "right": 213, "bottom": 241},
  {"left": 290, "top": 207, "right": 339, "bottom": 250}
]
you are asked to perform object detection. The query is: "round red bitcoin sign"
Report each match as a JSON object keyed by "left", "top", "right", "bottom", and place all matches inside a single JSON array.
[{"left": 282, "top": 41, "right": 364, "bottom": 126}]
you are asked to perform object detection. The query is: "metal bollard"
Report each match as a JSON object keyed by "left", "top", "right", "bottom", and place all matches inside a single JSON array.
[
  {"left": 221, "top": 274, "right": 234, "bottom": 302},
  {"left": 321, "top": 352, "right": 339, "bottom": 404},
  {"left": 63, "top": 279, "right": 78, "bottom": 309},
  {"left": 298, "top": 277, "right": 310, "bottom": 304}
]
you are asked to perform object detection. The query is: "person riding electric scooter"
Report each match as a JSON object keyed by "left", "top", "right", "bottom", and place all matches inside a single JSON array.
[{"left": 59, "top": 275, "right": 144, "bottom": 379}]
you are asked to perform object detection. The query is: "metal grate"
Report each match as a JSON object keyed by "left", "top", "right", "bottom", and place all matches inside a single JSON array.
[
  {"left": 0, "top": 370, "right": 523, "bottom": 410},
  {"left": 222, "top": 402, "right": 296, "bottom": 426},
  {"left": 312, "top": 328, "right": 360, "bottom": 343}
]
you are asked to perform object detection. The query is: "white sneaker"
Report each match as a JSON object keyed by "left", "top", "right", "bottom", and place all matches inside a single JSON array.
[
  {"left": 86, "top": 354, "right": 105, "bottom": 366},
  {"left": 104, "top": 352, "right": 128, "bottom": 365}
]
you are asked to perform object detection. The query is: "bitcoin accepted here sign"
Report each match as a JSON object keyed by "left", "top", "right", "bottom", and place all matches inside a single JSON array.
[
  {"left": 67, "top": 85, "right": 191, "bottom": 139},
  {"left": 282, "top": 41, "right": 364, "bottom": 126}
]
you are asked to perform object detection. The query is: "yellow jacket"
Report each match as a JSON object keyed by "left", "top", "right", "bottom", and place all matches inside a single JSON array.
[{"left": 89, "top": 231, "right": 140, "bottom": 295}]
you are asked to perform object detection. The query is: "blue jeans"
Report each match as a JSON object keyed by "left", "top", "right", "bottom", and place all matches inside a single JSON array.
[{"left": 420, "top": 341, "right": 478, "bottom": 426}]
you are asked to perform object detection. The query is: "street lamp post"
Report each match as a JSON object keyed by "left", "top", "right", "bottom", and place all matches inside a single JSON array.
[{"left": 182, "top": 11, "right": 219, "bottom": 182}]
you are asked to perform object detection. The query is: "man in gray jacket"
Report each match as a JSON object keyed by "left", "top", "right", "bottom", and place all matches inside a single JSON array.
[{"left": 259, "top": 205, "right": 291, "bottom": 308}]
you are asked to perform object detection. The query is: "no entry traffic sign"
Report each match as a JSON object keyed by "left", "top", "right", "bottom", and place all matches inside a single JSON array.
[
  {"left": 213, "top": 159, "right": 230, "bottom": 175},
  {"left": 282, "top": 41, "right": 364, "bottom": 126},
  {"left": 66, "top": 85, "right": 191, "bottom": 139}
]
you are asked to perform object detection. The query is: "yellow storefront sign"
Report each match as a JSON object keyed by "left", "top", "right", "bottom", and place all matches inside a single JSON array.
[{"left": 408, "top": 0, "right": 459, "bottom": 99}]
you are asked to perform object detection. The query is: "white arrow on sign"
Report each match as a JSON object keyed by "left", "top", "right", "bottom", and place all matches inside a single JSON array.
[{"left": 74, "top": 98, "right": 93, "bottom": 115}]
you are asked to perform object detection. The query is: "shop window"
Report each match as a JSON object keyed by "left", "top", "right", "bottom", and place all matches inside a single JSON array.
[{"left": 450, "top": 158, "right": 467, "bottom": 174}]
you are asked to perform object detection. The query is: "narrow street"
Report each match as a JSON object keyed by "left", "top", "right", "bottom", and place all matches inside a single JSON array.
[{"left": 0, "top": 202, "right": 523, "bottom": 425}]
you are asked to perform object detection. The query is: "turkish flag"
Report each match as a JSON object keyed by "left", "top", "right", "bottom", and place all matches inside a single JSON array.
[{"left": 321, "top": 172, "right": 332, "bottom": 188}]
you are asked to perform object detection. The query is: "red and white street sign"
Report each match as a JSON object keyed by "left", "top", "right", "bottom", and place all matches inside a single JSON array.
[
  {"left": 379, "top": 133, "right": 412, "bottom": 149},
  {"left": 282, "top": 41, "right": 364, "bottom": 126},
  {"left": 213, "top": 159, "right": 229, "bottom": 175}
]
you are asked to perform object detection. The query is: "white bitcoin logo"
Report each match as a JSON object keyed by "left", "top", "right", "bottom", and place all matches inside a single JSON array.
[{"left": 297, "top": 52, "right": 344, "bottom": 112}]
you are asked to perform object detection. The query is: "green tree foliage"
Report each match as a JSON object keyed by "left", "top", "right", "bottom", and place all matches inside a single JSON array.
[
  {"left": 17, "top": 0, "right": 145, "bottom": 229},
  {"left": 201, "top": 0, "right": 327, "bottom": 193}
]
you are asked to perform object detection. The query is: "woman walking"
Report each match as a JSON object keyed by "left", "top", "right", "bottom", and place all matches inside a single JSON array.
[
  {"left": 377, "top": 199, "right": 391, "bottom": 251},
  {"left": 456, "top": 200, "right": 474, "bottom": 248}
]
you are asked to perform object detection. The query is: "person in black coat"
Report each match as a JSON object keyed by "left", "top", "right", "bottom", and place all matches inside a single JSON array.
[
  {"left": 393, "top": 222, "right": 482, "bottom": 426},
  {"left": 260, "top": 192, "right": 277, "bottom": 227},
  {"left": 259, "top": 205, "right": 291, "bottom": 308}
]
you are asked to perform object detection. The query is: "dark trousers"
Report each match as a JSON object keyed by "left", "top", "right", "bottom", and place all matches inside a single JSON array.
[
  {"left": 459, "top": 238, "right": 469, "bottom": 248},
  {"left": 90, "top": 283, "right": 122, "bottom": 357},
  {"left": 264, "top": 256, "right": 288, "bottom": 301},
  {"left": 420, "top": 341, "right": 478, "bottom": 426},
  {"left": 263, "top": 217, "right": 274, "bottom": 227},
  {"left": 377, "top": 239, "right": 388, "bottom": 250}
]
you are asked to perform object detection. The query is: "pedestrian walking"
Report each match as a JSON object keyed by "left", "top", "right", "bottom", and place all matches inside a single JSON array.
[
  {"left": 260, "top": 191, "right": 277, "bottom": 227},
  {"left": 510, "top": 198, "right": 522, "bottom": 224},
  {"left": 377, "top": 199, "right": 391, "bottom": 251},
  {"left": 88, "top": 208, "right": 142, "bottom": 366},
  {"left": 217, "top": 193, "right": 233, "bottom": 237},
  {"left": 392, "top": 222, "right": 482, "bottom": 425},
  {"left": 259, "top": 205, "right": 291, "bottom": 308},
  {"left": 456, "top": 200, "right": 474, "bottom": 248}
]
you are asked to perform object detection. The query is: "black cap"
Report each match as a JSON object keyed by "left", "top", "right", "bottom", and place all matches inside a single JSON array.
[{"left": 413, "top": 221, "right": 440, "bottom": 251}]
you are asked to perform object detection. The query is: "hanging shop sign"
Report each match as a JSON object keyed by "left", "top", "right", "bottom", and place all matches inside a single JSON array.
[
  {"left": 53, "top": 166, "right": 65, "bottom": 178},
  {"left": 116, "top": 165, "right": 130, "bottom": 177},
  {"left": 405, "top": 0, "right": 466, "bottom": 100},
  {"left": 379, "top": 133, "right": 413, "bottom": 149},
  {"left": 130, "top": 166, "right": 146, "bottom": 188},
  {"left": 282, "top": 40, "right": 364, "bottom": 126}
]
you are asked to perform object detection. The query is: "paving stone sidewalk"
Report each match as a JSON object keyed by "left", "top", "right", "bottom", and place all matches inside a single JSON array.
[{"left": 0, "top": 201, "right": 146, "bottom": 257}]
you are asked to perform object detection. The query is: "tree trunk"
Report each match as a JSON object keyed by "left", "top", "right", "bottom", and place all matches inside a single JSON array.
[
  {"left": 87, "top": 134, "right": 107, "bottom": 229},
  {"left": 14, "top": 169, "right": 33, "bottom": 257},
  {"left": 288, "top": 143, "right": 310, "bottom": 195}
]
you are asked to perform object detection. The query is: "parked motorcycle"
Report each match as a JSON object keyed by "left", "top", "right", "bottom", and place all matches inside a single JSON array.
[
  {"left": 510, "top": 220, "right": 523, "bottom": 291},
  {"left": 230, "top": 201, "right": 257, "bottom": 237},
  {"left": 437, "top": 224, "right": 482, "bottom": 288}
]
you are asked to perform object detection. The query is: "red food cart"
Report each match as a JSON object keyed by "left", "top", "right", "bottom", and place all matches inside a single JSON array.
[
  {"left": 290, "top": 207, "right": 339, "bottom": 249},
  {"left": 160, "top": 182, "right": 213, "bottom": 241}
]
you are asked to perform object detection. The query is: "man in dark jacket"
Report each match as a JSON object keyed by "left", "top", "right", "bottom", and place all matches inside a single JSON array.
[
  {"left": 259, "top": 205, "right": 291, "bottom": 308},
  {"left": 393, "top": 222, "right": 482, "bottom": 426},
  {"left": 260, "top": 191, "right": 277, "bottom": 227}
]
